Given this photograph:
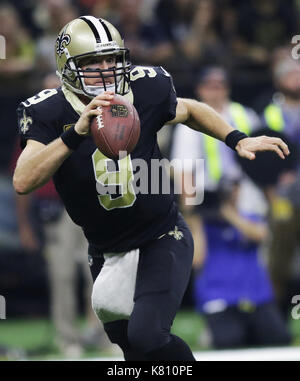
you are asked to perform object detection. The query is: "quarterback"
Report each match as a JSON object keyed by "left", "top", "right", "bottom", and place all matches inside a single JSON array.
[{"left": 13, "top": 16, "right": 289, "bottom": 361}]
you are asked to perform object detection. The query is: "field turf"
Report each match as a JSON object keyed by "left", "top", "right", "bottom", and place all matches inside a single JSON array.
[{"left": 0, "top": 310, "right": 299, "bottom": 360}]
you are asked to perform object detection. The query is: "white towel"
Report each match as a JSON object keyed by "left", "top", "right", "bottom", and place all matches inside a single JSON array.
[{"left": 91, "top": 249, "right": 139, "bottom": 323}]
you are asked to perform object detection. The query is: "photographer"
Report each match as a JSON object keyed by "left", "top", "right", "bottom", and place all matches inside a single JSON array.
[{"left": 193, "top": 178, "right": 291, "bottom": 348}]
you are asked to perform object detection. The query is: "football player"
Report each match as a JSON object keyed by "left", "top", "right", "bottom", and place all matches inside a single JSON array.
[{"left": 13, "top": 16, "right": 289, "bottom": 361}]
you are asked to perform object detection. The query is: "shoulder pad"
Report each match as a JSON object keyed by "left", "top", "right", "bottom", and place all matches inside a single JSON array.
[
  {"left": 22, "top": 88, "right": 60, "bottom": 108},
  {"left": 20, "top": 88, "right": 68, "bottom": 120},
  {"left": 130, "top": 66, "right": 175, "bottom": 105}
]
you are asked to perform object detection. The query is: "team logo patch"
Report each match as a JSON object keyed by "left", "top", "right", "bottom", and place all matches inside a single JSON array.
[
  {"left": 19, "top": 110, "right": 32, "bottom": 134},
  {"left": 110, "top": 104, "right": 128, "bottom": 118},
  {"left": 56, "top": 32, "right": 71, "bottom": 57},
  {"left": 158, "top": 225, "right": 184, "bottom": 241},
  {"left": 168, "top": 226, "right": 183, "bottom": 240}
]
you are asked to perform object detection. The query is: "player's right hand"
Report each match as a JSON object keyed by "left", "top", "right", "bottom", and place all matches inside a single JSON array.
[
  {"left": 74, "top": 91, "right": 114, "bottom": 136},
  {"left": 235, "top": 136, "right": 290, "bottom": 160}
]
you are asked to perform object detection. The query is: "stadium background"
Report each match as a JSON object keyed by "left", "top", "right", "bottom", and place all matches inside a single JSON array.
[{"left": 0, "top": 0, "right": 299, "bottom": 360}]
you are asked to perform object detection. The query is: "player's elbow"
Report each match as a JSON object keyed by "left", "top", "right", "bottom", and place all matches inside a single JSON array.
[
  {"left": 13, "top": 180, "right": 30, "bottom": 195},
  {"left": 177, "top": 98, "right": 203, "bottom": 127},
  {"left": 13, "top": 173, "right": 32, "bottom": 195}
]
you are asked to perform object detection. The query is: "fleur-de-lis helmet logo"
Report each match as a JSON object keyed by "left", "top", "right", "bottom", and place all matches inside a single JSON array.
[{"left": 56, "top": 32, "right": 71, "bottom": 57}]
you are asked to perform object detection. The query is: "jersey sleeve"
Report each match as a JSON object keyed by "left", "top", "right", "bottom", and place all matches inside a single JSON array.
[
  {"left": 160, "top": 67, "right": 177, "bottom": 125},
  {"left": 17, "top": 101, "right": 59, "bottom": 149}
]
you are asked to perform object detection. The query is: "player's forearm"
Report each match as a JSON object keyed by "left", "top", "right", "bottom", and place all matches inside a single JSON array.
[
  {"left": 13, "top": 138, "right": 72, "bottom": 194},
  {"left": 183, "top": 99, "right": 234, "bottom": 141}
]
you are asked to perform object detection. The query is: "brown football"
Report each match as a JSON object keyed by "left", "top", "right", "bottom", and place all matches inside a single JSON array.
[{"left": 90, "top": 94, "right": 140, "bottom": 160}]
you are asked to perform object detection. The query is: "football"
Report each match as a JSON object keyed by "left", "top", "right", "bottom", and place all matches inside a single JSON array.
[{"left": 90, "top": 94, "right": 140, "bottom": 160}]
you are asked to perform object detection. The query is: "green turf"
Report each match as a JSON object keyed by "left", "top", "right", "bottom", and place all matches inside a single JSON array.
[
  {"left": 0, "top": 319, "right": 55, "bottom": 350},
  {"left": 0, "top": 310, "right": 299, "bottom": 360},
  {"left": 290, "top": 316, "right": 300, "bottom": 345},
  {"left": 171, "top": 310, "right": 207, "bottom": 350}
]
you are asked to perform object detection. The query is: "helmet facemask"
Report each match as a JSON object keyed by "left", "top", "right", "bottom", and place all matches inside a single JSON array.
[{"left": 61, "top": 46, "right": 131, "bottom": 98}]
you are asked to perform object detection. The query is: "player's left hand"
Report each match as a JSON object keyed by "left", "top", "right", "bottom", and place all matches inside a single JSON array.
[{"left": 235, "top": 136, "right": 290, "bottom": 160}]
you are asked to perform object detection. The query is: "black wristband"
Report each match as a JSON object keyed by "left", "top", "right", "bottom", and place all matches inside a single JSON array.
[
  {"left": 225, "top": 130, "right": 248, "bottom": 151},
  {"left": 61, "top": 126, "right": 86, "bottom": 150}
]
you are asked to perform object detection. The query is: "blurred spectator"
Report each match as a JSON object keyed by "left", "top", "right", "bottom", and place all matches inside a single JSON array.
[
  {"left": 155, "top": 0, "right": 239, "bottom": 97},
  {"left": 235, "top": 0, "right": 297, "bottom": 56},
  {"left": 171, "top": 66, "right": 261, "bottom": 203},
  {"left": 75, "top": 0, "right": 113, "bottom": 15},
  {"left": 7, "top": 0, "right": 43, "bottom": 39},
  {"left": 193, "top": 179, "right": 291, "bottom": 349},
  {"left": 0, "top": 3, "right": 35, "bottom": 94},
  {"left": 170, "top": 66, "right": 278, "bottom": 340},
  {"left": 77, "top": 0, "right": 118, "bottom": 20},
  {"left": 155, "top": 0, "right": 199, "bottom": 44},
  {"left": 177, "top": 0, "right": 232, "bottom": 67},
  {"left": 229, "top": 0, "right": 298, "bottom": 107},
  {"left": 154, "top": 0, "right": 200, "bottom": 96},
  {"left": 112, "top": 0, "right": 173, "bottom": 66},
  {"left": 13, "top": 148, "right": 111, "bottom": 357},
  {"left": 34, "top": 0, "right": 78, "bottom": 85},
  {"left": 171, "top": 66, "right": 263, "bottom": 266},
  {"left": 0, "top": 4, "right": 36, "bottom": 172},
  {"left": 261, "top": 57, "right": 300, "bottom": 318},
  {"left": 139, "top": 0, "right": 160, "bottom": 23}
]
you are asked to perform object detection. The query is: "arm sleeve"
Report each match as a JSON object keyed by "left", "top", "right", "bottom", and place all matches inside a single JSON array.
[{"left": 17, "top": 103, "right": 59, "bottom": 149}]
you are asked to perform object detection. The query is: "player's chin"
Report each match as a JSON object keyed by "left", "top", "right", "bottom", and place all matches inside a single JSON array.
[{"left": 97, "top": 83, "right": 115, "bottom": 93}]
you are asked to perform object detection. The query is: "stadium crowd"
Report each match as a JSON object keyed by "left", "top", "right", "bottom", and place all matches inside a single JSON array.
[{"left": 0, "top": 0, "right": 300, "bottom": 356}]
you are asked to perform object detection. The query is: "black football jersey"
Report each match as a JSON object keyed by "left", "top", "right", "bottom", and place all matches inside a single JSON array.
[{"left": 17, "top": 66, "right": 179, "bottom": 252}]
